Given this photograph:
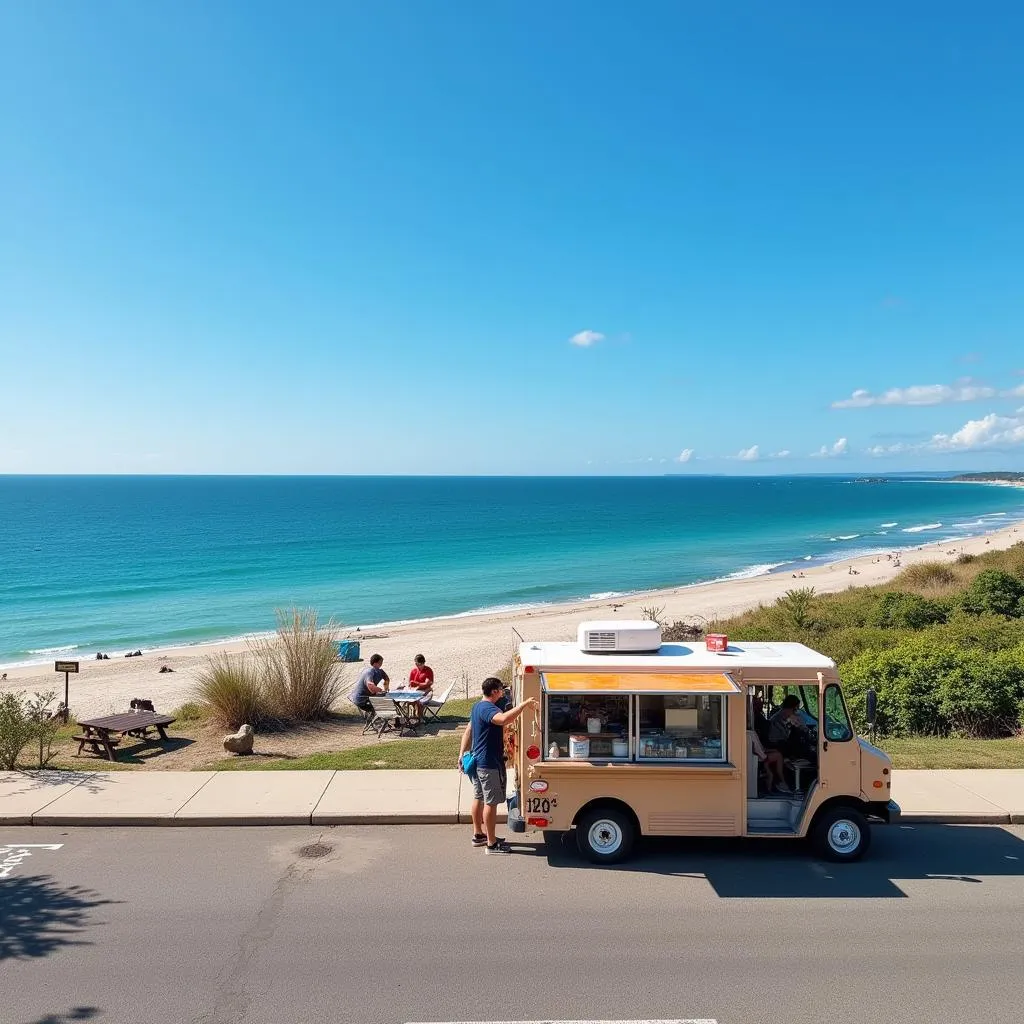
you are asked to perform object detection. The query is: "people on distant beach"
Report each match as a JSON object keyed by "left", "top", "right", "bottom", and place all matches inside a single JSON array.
[
  {"left": 349, "top": 654, "right": 390, "bottom": 713},
  {"left": 408, "top": 653, "right": 435, "bottom": 721}
]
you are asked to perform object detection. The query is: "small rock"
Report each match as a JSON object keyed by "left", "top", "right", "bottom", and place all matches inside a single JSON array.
[
  {"left": 223, "top": 724, "right": 254, "bottom": 755},
  {"left": 158, "top": 665, "right": 174, "bottom": 673}
]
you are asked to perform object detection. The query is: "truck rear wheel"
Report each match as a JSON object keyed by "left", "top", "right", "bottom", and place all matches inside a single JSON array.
[
  {"left": 575, "top": 807, "right": 635, "bottom": 864},
  {"left": 811, "top": 806, "right": 871, "bottom": 862}
]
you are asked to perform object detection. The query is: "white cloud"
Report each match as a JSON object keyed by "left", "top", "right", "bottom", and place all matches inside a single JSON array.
[
  {"left": 676, "top": 448, "right": 694, "bottom": 463},
  {"left": 569, "top": 329, "right": 605, "bottom": 348},
  {"left": 867, "top": 442, "right": 910, "bottom": 457},
  {"left": 866, "top": 408, "right": 1024, "bottom": 455},
  {"left": 930, "top": 410, "right": 1024, "bottom": 451},
  {"left": 832, "top": 383, "right": 997, "bottom": 408},
  {"left": 736, "top": 445, "right": 760, "bottom": 461},
  {"left": 770, "top": 449, "right": 791, "bottom": 459},
  {"left": 1006, "top": 383, "right": 1024, "bottom": 398},
  {"left": 811, "top": 437, "right": 849, "bottom": 458}
]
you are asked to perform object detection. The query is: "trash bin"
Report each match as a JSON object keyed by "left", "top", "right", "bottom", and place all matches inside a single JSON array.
[{"left": 337, "top": 640, "right": 361, "bottom": 662}]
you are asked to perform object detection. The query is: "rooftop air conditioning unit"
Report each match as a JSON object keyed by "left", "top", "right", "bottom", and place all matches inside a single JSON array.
[{"left": 578, "top": 620, "right": 662, "bottom": 654}]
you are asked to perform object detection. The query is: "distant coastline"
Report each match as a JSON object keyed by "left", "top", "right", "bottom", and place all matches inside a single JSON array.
[{"left": 948, "top": 472, "right": 1024, "bottom": 487}]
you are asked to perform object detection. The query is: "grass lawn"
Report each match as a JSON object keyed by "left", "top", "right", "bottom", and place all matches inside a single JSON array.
[
  {"left": 211, "top": 733, "right": 462, "bottom": 771},
  {"left": 881, "top": 737, "right": 1024, "bottom": 770}
]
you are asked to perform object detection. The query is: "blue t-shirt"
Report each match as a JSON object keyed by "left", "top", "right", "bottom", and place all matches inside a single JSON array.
[
  {"left": 471, "top": 700, "right": 504, "bottom": 770},
  {"left": 350, "top": 665, "right": 385, "bottom": 704}
]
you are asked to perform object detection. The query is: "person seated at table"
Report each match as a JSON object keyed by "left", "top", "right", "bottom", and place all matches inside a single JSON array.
[
  {"left": 407, "top": 653, "right": 435, "bottom": 720},
  {"left": 767, "top": 694, "right": 815, "bottom": 764},
  {"left": 349, "top": 654, "right": 390, "bottom": 714}
]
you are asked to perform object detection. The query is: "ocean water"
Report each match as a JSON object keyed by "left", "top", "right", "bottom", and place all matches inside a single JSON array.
[{"left": 1, "top": 475, "right": 1022, "bottom": 667}]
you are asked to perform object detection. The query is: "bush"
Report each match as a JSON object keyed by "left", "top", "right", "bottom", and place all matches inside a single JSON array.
[
  {"left": 842, "top": 635, "right": 1024, "bottom": 737},
  {"left": 960, "top": 569, "right": 1024, "bottom": 618},
  {"left": 0, "top": 693, "right": 34, "bottom": 769},
  {"left": 897, "top": 562, "right": 957, "bottom": 589},
  {"left": 868, "top": 591, "right": 948, "bottom": 630},
  {"left": 195, "top": 653, "right": 269, "bottom": 729},
  {"left": 256, "top": 608, "right": 345, "bottom": 721},
  {"left": 0, "top": 691, "right": 61, "bottom": 769},
  {"left": 778, "top": 588, "right": 815, "bottom": 628}
]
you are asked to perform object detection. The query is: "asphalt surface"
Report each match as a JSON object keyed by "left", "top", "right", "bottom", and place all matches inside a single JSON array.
[{"left": 2, "top": 822, "right": 1024, "bottom": 1024}]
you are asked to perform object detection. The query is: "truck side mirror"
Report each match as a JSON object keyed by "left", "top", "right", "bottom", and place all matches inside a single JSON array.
[{"left": 866, "top": 688, "right": 877, "bottom": 727}]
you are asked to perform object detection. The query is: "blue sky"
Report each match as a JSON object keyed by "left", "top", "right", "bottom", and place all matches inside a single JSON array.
[{"left": 2, "top": 2, "right": 1023, "bottom": 475}]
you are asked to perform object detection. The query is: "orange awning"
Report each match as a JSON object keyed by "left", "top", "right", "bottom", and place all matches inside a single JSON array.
[{"left": 541, "top": 672, "right": 739, "bottom": 694}]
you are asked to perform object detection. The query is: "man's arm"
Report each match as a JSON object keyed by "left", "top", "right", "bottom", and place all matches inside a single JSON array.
[
  {"left": 491, "top": 697, "right": 538, "bottom": 727},
  {"left": 457, "top": 721, "right": 472, "bottom": 769},
  {"left": 380, "top": 670, "right": 391, "bottom": 684}
]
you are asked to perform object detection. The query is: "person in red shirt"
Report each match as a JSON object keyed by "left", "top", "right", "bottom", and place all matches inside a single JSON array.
[{"left": 408, "top": 654, "right": 434, "bottom": 721}]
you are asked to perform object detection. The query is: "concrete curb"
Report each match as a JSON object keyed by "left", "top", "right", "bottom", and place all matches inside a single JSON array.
[
  {"left": 897, "top": 812, "right": 1011, "bottom": 825},
  {"left": 0, "top": 810, "right": 1006, "bottom": 827}
]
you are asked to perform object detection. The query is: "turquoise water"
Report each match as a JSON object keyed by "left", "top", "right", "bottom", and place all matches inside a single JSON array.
[{"left": 1, "top": 475, "right": 1021, "bottom": 667}]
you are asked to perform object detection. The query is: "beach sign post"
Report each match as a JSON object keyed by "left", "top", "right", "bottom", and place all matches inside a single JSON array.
[{"left": 54, "top": 660, "right": 78, "bottom": 722}]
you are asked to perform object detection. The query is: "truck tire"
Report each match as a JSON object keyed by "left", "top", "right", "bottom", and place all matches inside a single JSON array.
[
  {"left": 575, "top": 807, "right": 636, "bottom": 864},
  {"left": 811, "top": 806, "right": 871, "bottom": 862}
]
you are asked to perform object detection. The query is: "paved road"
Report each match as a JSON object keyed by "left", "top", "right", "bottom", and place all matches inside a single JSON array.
[{"left": 2, "top": 822, "right": 1024, "bottom": 1024}]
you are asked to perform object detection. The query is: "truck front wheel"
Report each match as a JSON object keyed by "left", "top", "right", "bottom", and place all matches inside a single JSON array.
[
  {"left": 811, "top": 806, "right": 871, "bottom": 862},
  {"left": 575, "top": 807, "right": 636, "bottom": 864}
]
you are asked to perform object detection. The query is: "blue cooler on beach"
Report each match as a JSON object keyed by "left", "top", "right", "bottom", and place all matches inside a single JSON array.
[{"left": 337, "top": 640, "right": 361, "bottom": 662}]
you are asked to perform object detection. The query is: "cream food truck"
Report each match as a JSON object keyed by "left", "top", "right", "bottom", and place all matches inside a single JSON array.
[{"left": 505, "top": 620, "right": 897, "bottom": 864}]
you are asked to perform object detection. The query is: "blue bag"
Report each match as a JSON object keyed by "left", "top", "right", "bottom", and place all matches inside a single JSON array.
[{"left": 460, "top": 751, "right": 478, "bottom": 778}]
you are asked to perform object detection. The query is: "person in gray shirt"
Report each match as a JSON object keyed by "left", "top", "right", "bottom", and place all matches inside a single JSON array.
[{"left": 349, "top": 654, "right": 390, "bottom": 713}]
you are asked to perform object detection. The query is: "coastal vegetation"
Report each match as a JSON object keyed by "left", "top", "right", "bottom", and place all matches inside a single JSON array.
[
  {"left": 194, "top": 608, "right": 345, "bottom": 728},
  {"left": 950, "top": 472, "right": 1024, "bottom": 483},
  {"left": 692, "top": 543, "right": 1024, "bottom": 739}
]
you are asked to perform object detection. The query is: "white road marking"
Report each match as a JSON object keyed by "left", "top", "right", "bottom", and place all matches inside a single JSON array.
[{"left": 0, "top": 842, "right": 64, "bottom": 878}]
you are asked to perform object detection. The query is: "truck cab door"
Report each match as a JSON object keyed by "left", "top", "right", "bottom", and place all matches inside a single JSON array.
[{"left": 816, "top": 683, "right": 858, "bottom": 796}]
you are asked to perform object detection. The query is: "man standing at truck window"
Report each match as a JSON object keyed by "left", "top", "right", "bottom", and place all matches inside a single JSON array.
[{"left": 458, "top": 677, "right": 536, "bottom": 854}]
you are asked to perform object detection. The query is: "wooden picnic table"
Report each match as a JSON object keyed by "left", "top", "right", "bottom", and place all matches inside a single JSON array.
[{"left": 74, "top": 711, "right": 177, "bottom": 762}]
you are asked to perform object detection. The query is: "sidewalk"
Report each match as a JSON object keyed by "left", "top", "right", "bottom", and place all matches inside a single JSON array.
[{"left": 1, "top": 769, "right": 1023, "bottom": 827}]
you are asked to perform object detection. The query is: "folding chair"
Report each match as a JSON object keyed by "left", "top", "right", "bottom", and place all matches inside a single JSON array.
[
  {"left": 369, "top": 696, "right": 405, "bottom": 738},
  {"left": 359, "top": 701, "right": 379, "bottom": 735},
  {"left": 421, "top": 682, "right": 454, "bottom": 722}
]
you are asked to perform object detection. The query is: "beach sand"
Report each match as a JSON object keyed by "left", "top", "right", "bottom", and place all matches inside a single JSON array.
[{"left": 3, "top": 523, "right": 1021, "bottom": 719}]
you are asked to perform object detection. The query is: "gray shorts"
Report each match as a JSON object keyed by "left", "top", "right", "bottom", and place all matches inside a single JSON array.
[{"left": 472, "top": 766, "right": 507, "bottom": 806}]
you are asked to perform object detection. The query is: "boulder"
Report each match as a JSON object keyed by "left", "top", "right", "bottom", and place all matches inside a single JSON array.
[{"left": 223, "top": 724, "right": 254, "bottom": 755}]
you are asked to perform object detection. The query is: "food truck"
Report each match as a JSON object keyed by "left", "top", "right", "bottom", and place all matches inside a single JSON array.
[{"left": 506, "top": 620, "right": 897, "bottom": 864}]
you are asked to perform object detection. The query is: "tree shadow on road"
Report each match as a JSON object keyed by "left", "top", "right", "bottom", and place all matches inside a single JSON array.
[
  {"left": 0, "top": 873, "right": 117, "bottom": 961},
  {"left": 18, "top": 1007, "right": 101, "bottom": 1024},
  {"left": 538, "top": 822, "right": 1024, "bottom": 898}
]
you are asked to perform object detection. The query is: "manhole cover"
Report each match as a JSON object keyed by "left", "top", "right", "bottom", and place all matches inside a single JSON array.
[{"left": 298, "top": 842, "right": 334, "bottom": 859}]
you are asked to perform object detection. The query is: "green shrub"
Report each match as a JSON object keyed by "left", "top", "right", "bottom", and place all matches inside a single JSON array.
[
  {"left": 815, "top": 626, "right": 912, "bottom": 665},
  {"left": 960, "top": 569, "right": 1024, "bottom": 618},
  {"left": 195, "top": 653, "right": 269, "bottom": 729},
  {"left": 842, "top": 635, "right": 1024, "bottom": 737},
  {"left": 24, "top": 691, "right": 62, "bottom": 768},
  {"left": 173, "top": 701, "right": 208, "bottom": 722},
  {"left": 778, "top": 588, "right": 815, "bottom": 628},
  {"left": 256, "top": 608, "right": 345, "bottom": 721},
  {"left": 0, "top": 693, "right": 34, "bottom": 769},
  {"left": 868, "top": 591, "right": 948, "bottom": 629}
]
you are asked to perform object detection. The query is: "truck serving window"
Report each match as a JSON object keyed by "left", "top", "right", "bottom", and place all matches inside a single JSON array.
[
  {"left": 637, "top": 694, "right": 726, "bottom": 761},
  {"left": 546, "top": 694, "right": 630, "bottom": 759}
]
